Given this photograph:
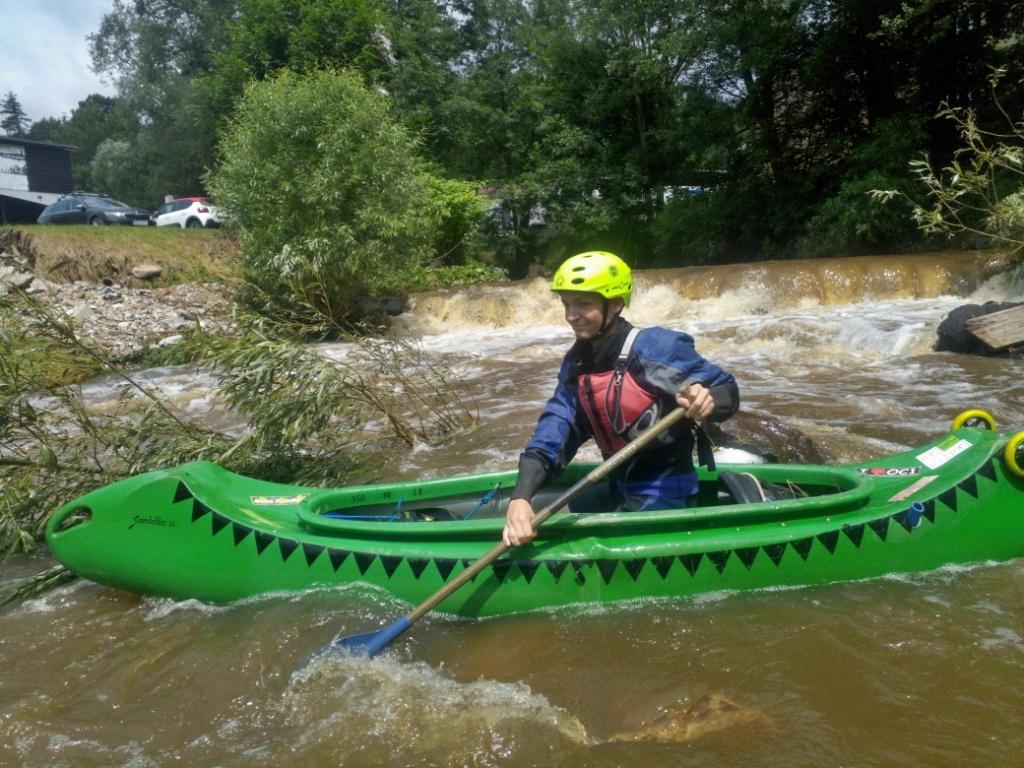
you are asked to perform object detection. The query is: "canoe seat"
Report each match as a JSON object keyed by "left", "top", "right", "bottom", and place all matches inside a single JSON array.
[{"left": 719, "top": 471, "right": 807, "bottom": 504}]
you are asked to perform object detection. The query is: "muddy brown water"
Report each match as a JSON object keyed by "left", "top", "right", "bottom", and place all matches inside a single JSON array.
[{"left": 2, "top": 251, "right": 1023, "bottom": 767}]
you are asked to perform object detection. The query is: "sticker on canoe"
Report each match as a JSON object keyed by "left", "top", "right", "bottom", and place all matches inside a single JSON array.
[
  {"left": 916, "top": 437, "right": 972, "bottom": 469},
  {"left": 250, "top": 494, "right": 307, "bottom": 506},
  {"left": 888, "top": 475, "right": 939, "bottom": 501},
  {"left": 858, "top": 466, "right": 922, "bottom": 477},
  {"left": 128, "top": 514, "right": 175, "bottom": 530}
]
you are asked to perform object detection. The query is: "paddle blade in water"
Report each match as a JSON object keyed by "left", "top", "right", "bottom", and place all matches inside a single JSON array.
[{"left": 330, "top": 616, "right": 413, "bottom": 658}]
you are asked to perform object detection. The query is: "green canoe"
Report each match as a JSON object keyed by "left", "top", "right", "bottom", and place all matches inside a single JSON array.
[{"left": 46, "top": 420, "right": 1024, "bottom": 616}]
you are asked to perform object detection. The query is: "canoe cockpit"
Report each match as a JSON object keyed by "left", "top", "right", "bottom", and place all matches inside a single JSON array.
[{"left": 300, "top": 463, "right": 868, "bottom": 532}]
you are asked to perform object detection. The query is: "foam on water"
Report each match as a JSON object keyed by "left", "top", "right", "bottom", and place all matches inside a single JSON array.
[
  {"left": 14, "top": 577, "right": 95, "bottom": 615},
  {"left": 285, "top": 652, "right": 591, "bottom": 751},
  {"left": 141, "top": 596, "right": 233, "bottom": 621},
  {"left": 979, "top": 626, "right": 1024, "bottom": 651}
]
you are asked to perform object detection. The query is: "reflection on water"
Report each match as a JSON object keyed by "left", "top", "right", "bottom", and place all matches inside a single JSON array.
[{"left": 2, "top": 252, "right": 1023, "bottom": 766}]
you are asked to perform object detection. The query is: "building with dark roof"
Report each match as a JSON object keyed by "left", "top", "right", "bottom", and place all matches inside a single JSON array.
[{"left": 0, "top": 136, "right": 76, "bottom": 224}]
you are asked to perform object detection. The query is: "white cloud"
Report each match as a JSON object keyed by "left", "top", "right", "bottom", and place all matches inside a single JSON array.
[{"left": 1, "top": 0, "right": 118, "bottom": 123}]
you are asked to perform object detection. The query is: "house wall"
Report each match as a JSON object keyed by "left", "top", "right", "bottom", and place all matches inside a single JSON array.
[
  {"left": 0, "top": 139, "right": 75, "bottom": 223},
  {"left": 0, "top": 141, "right": 29, "bottom": 192},
  {"left": 23, "top": 143, "right": 74, "bottom": 194}
]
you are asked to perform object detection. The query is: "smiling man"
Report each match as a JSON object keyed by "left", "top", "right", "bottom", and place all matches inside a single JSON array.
[{"left": 503, "top": 251, "right": 739, "bottom": 547}]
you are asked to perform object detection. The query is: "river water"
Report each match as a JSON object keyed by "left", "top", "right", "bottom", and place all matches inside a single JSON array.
[{"left": 2, "top": 251, "right": 1024, "bottom": 767}]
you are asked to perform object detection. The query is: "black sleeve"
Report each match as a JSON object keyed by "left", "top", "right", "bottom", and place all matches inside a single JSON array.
[
  {"left": 708, "top": 379, "right": 740, "bottom": 422},
  {"left": 510, "top": 451, "right": 552, "bottom": 501}
]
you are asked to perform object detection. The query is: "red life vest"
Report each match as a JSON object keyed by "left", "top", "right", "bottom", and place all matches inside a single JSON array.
[{"left": 576, "top": 328, "right": 662, "bottom": 457}]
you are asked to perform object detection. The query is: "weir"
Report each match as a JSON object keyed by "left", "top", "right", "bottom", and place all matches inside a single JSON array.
[{"left": 403, "top": 251, "right": 1018, "bottom": 335}]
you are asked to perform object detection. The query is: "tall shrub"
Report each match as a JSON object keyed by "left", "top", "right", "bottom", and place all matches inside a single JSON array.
[{"left": 208, "top": 69, "right": 437, "bottom": 326}]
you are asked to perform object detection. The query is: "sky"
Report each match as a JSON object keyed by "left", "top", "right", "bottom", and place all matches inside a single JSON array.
[{"left": 1, "top": 0, "right": 118, "bottom": 124}]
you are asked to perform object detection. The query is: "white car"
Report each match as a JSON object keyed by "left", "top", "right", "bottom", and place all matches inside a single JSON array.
[{"left": 152, "top": 197, "right": 224, "bottom": 228}]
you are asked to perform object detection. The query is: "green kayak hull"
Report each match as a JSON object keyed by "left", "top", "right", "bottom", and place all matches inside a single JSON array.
[{"left": 46, "top": 424, "right": 1024, "bottom": 616}]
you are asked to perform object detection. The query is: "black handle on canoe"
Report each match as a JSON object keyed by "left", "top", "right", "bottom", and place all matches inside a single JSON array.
[{"left": 324, "top": 406, "right": 692, "bottom": 658}]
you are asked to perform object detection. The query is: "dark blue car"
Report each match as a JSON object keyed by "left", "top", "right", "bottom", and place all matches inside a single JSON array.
[{"left": 37, "top": 193, "right": 151, "bottom": 226}]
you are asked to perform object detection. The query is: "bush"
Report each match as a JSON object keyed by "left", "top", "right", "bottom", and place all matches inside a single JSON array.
[
  {"left": 649, "top": 186, "right": 769, "bottom": 265},
  {"left": 419, "top": 174, "right": 493, "bottom": 265},
  {"left": 798, "top": 171, "right": 921, "bottom": 257},
  {"left": 208, "top": 69, "right": 438, "bottom": 327},
  {"left": 798, "top": 116, "right": 927, "bottom": 257}
]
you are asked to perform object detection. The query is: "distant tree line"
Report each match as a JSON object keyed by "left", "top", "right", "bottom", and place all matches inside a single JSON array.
[
  {"left": 11, "top": 0, "right": 1024, "bottom": 275},
  {"left": 1, "top": 92, "right": 31, "bottom": 136}
]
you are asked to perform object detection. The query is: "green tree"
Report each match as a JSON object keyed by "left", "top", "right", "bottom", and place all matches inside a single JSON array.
[
  {"left": 25, "top": 117, "right": 67, "bottom": 143},
  {"left": 208, "top": 69, "right": 440, "bottom": 327},
  {"left": 1, "top": 92, "right": 30, "bottom": 136},
  {"left": 380, "top": 0, "right": 462, "bottom": 159},
  {"left": 29, "top": 95, "right": 142, "bottom": 195},
  {"left": 75, "top": 0, "right": 1024, "bottom": 267},
  {"left": 516, "top": 0, "right": 726, "bottom": 264},
  {"left": 90, "top": 0, "right": 234, "bottom": 106},
  {"left": 199, "top": 0, "right": 390, "bottom": 123},
  {"left": 89, "top": 0, "right": 236, "bottom": 202},
  {"left": 90, "top": 138, "right": 150, "bottom": 204}
]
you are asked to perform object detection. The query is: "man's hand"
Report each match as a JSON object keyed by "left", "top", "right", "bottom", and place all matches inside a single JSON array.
[
  {"left": 676, "top": 382, "right": 715, "bottom": 423},
  {"left": 503, "top": 498, "right": 537, "bottom": 547}
]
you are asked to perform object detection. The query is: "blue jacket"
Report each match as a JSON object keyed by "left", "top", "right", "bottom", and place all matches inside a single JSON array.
[{"left": 512, "top": 318, "right": 739, "bottom": 501}]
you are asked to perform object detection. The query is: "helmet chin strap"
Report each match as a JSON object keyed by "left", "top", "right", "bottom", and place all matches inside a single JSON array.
[{"left": 593, "top": 298, "right": 621, "bottom": 342}]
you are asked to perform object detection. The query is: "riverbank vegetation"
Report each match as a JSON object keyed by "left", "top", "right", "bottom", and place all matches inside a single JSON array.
[
  {"left": 0, "top": 289, "right": 476, "bottom": 554},
  {"left": 0, "top": 221, "right": 482, "bottom": 558}
]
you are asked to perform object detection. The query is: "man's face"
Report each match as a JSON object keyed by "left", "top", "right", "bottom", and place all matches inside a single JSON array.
[{"left": 560, "top": 291, "right": 618, "bottom": 340}]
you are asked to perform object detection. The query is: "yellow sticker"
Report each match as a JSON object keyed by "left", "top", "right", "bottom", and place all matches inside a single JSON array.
[
  {"left": 250, "top": 494, "right": 307, "bottom": 506},
  {"left": 937, "top": 435, "right": 968, "bottom": 450}
]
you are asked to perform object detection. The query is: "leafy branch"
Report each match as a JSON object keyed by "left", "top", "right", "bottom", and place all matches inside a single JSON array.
[{"left": 871, "top": 68, "right": 1024, "bottom": 256}]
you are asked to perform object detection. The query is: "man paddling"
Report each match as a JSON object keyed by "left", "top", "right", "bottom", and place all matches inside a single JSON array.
[{"left": 503, "top": 251, "right": 739, "bottom": 547}]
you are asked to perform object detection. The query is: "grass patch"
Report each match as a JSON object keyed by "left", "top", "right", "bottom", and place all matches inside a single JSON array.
[{"left": 4, "top": 225, "right": 242, "bottom": 285}]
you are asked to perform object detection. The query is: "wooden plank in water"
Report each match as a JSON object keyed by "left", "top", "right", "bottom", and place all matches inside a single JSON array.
[{"left": 965, "top": 305, "right": 1024, "bottom": 350}]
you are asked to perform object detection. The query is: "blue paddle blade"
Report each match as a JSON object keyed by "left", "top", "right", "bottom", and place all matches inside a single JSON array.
[{"left": 330, "top": 616, "right": 413, "bottom": 658}]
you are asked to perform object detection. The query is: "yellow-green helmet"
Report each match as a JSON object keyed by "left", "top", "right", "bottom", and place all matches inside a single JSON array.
[{"left": 551, "top": 251, "right": 632, "bottom": 307}]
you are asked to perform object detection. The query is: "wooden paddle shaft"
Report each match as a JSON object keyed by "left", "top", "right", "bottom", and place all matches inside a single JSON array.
[{"left": 407, "top": 407, "right": 691, "bottom": 622}]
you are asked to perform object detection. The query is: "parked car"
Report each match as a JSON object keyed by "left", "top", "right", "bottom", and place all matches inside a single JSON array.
[
  {"left": 151, "top": 197, "right": 224, "bottom": 228},
  {"left": 37, "top": 193, "right": 151, "bottom": 226}
]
